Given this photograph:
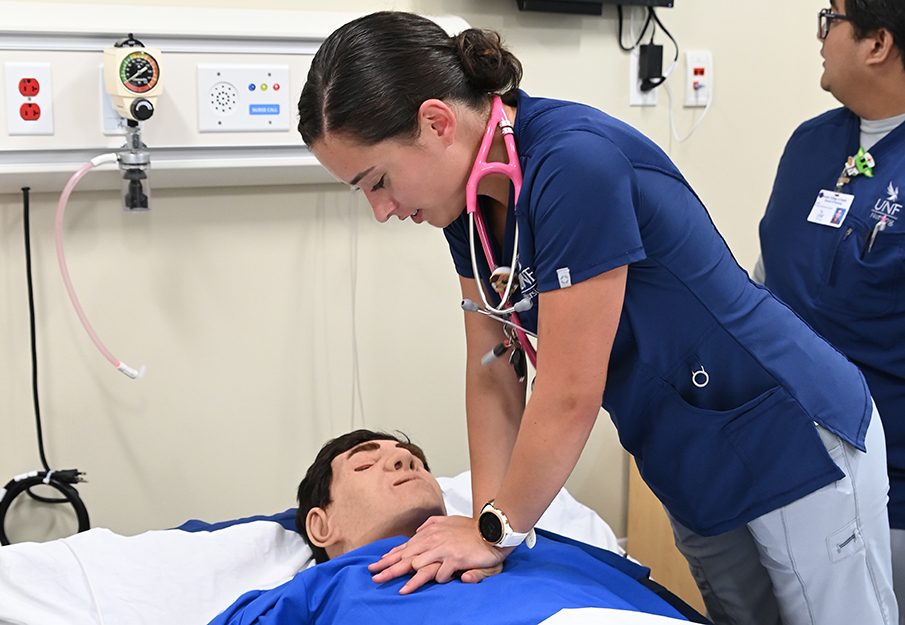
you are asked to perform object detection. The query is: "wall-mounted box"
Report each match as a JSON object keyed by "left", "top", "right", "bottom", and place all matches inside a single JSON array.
[{"left": 197, "top": 64, "right": 291, "bottom": 133}]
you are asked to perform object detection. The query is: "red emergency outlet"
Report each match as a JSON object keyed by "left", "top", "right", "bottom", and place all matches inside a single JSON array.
[
  {"left": 693, "top": 67, "right": 705, "bottom": 76},
  {"left": 18, "top": 78, "right": 40, "bottom": 97},
  {"left": 20, "top": 102, "right": 41, "bottom": 121}
]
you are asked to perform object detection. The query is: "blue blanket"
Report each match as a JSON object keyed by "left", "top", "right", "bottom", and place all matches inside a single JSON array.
[{"left": 207, "top": 530, "right": 690, "bottom": 624}]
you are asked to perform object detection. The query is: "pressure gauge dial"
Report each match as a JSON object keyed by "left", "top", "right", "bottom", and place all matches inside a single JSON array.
[
  {"left": 119, "top": 51, "right": 160, "bottom": 94},
  {"left": 104, "top": 42, "right": 164, "bottom": 122}
]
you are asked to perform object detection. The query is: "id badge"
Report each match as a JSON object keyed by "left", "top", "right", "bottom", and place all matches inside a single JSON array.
[{"left": 807, "top": 190, "right": 854, "bottom": 228}]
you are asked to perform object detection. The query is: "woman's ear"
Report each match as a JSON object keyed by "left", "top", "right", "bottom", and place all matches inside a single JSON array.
[
  {"left": 305, "top": 507, "right": 334, "bottom": 548},
  {"left": 418, "top": 99, "right": 457, "bottom": 146}
]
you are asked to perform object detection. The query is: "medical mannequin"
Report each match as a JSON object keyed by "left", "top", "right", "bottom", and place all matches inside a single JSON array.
[
  {"left": 298, "top": 12, "right": 897, "bottom": 625},
  {"left": 208, "top": 430, "right": 701, "bottom": 624},
  {"left": 757, "top": 1, "right": 905, "bottom": 622}
]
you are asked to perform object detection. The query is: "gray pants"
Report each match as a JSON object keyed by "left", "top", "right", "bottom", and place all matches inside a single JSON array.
[
  {"left": 891, "top": 528, "right": 905, "bottom": 625},
  {"left": 668, "top": 407, "right": 897, "bottom": 625}
]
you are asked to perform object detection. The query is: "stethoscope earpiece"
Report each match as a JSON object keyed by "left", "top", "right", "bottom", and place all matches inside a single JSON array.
[{"left": 461, "top": 299, "right": 537, "bottom": 339}]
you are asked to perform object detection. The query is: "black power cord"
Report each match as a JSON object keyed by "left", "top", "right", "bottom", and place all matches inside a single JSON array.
[
  {"left": 0, "top": 470, "right": 89, "bottom": 545},
  {"left": 0, "top": 187, "right": 90, "bottom": 545}
]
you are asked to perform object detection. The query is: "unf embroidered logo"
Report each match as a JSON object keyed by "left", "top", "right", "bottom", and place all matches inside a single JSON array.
[
  {"left": 517, "top": 264, "right": 538, "bottom": 303},
  {"left": 872, "top": 181, "right": 902, "bottom": 227}
]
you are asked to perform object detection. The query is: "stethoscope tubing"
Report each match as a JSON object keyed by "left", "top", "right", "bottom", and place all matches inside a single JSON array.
[
  {"left": 466, "top": 100, "right": 522, "bottom": 316},
  {"left": 464, "top": 96, "right": 537, "bottom": 368}
]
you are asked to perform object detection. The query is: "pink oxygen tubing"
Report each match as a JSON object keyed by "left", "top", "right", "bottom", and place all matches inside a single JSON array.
[{"left": 54, "top": 153, "right": 145, "bottom": 379}]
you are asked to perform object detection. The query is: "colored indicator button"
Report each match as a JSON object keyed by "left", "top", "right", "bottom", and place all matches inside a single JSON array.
[
  {"left": 248, "top": 83, "right": 256, "bottom": 91},
  {"left": 273, "top": 83, "right": 281, "bottom": 91},
  {"left": 260, "top": 84, "right": 268, "bottom": 91}
]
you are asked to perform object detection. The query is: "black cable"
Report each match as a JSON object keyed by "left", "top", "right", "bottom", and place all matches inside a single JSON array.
[
  {"left": 23, "top": 186, "right": 61, "bottom": 505},
  {"left": 0, "top": 187, "right": 90, "bottom": 545},
  {"left": 0, "top": 470, "right": 89, "bottom": 546},
  {"left": 616, "top": 5, "right": 652, "bottom": 52},
  {"left": 22, "top": 186, "right": 50, "bottom": 474},
  {"left": 651, "top": 8, "right": 679, "bottom": 64}
]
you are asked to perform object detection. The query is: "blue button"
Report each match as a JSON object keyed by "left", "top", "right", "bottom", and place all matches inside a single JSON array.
[{"left": 248, "top": 83, "right": 256, "bottom": 91}]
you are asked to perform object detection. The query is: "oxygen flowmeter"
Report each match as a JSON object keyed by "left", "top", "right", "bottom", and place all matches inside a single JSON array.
[
  {"left": 103, "top": 34, "right": 163, "bottom": 211},
  {"left": 104, "top": 35, "right": 163, "bottom": 122}
]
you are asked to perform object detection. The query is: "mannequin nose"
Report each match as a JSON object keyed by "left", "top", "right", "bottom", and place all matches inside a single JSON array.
[{"left": 387, "top": 448, "right": 416, "bottom": 471}]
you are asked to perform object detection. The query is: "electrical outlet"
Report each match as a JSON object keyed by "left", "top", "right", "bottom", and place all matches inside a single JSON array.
[
  {"left": 20, "top": 103, "right": 41, "bottom": 120},
  {"left": 5, "top": 62, "right": 53, "bottom": 135},
  {"left": 684, "top": 51, "right": 713, "bottom": 108},
  {"left": 18, "top": 78, "right": 39, "bottom": 97},
  {"left": 197, "top": 64, "right": 290, "bottom": 133},
  {"left": 629, "top": 47, "right": 657, "bottom": 107}
]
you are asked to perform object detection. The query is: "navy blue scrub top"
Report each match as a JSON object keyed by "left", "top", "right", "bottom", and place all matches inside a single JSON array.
[
  {"left": 760, "top": 107, "right": 905, "bottom": 528},
  {"left": 445, "top": 93, "right": 872, "bottom": 536}
]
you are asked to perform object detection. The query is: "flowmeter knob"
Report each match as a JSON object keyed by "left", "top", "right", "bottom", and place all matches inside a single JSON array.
[{"left": 130, "top": 98, "right": 154, "bottom": 121}]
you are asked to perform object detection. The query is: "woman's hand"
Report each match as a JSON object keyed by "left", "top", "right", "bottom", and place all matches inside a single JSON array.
[{"left": 368, "top": 515, "right": 509, "bottom": 594}]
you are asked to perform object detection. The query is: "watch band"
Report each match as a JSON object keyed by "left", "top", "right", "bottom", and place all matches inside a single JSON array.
[{"left": 479, "top": 501, "right": 536, "bottom": 549}]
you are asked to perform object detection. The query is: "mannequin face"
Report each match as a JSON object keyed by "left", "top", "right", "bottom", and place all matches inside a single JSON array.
[{"left": 306, "top": 439, "right": 446, "bottom": 559}]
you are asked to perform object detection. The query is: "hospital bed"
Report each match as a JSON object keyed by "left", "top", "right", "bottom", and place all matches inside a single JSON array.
[{"left": 0, "top": 472, "right": 693, "bottom": 625}]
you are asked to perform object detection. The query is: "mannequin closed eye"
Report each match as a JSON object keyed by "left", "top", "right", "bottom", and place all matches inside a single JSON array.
[{"left": 346, "top": 441, "right": 430, "bottom": 470}]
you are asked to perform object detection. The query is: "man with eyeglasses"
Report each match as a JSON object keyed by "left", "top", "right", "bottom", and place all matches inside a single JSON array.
[{"left": 757, "top": 1, "right": 905, "bottom": 622}]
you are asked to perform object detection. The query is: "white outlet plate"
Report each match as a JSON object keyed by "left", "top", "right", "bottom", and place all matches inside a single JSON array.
[
  {"left": 198, "top": 64, "right": 290, "bottom": 132},
  {"left": 629, "top": 47, "right": 657, "bottom": 107},
  {"left": 684, "top": 51, "right": 713, "bottom": 108},
  {"left": 99, "top": 65, "right": 128, "bottom": 136},
  {"left": 628, "top": 46, "right": 657, "bottom": 106},
  {"left": 5, "top": 61, "right": 54, "bottom": 135}
]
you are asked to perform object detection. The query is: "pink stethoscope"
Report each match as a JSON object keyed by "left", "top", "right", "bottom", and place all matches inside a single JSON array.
[{"left": 461, "top": 95, "right": 538, "bottom": 371}]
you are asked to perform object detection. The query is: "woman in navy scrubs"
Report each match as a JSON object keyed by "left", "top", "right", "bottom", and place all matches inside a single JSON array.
[{"left": 299, "top": 12, "right": 896, "bottom": 625}]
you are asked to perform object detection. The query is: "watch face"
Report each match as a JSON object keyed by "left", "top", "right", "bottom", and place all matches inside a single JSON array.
[{"left": 479, "top": 510, "right": 503, "bottom": 544}]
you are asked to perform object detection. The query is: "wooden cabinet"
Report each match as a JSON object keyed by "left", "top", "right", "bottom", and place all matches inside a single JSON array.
[{"left": 626, "top": 461, "right": 707, "bottom": 615}]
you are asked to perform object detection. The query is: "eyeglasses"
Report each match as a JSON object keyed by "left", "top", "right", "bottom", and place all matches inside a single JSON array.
[{"left": 819, "top": 8, "right": 851, "bottom": 39}]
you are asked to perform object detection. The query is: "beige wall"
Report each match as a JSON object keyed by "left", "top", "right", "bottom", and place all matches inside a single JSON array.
[{"left": 0, "top": 0, "right": 837, "bottom": 541}]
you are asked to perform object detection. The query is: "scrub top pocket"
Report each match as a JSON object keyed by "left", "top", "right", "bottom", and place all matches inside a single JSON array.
[
  {"left": 819, "top": 219, "right": 905, "bottom": 318},
  {"left": 660, "top": 319, "right": 779, "bottom": 413},
  {"left": 634, "top": 383, "right": 841, "bottom": 536}
]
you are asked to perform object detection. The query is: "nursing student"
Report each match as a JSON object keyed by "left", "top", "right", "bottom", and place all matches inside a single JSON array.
[
  {"left": 298, "top": 12, "right": 896, "bottom": 625},
  {"left": 756, "top": 1, "right": 905, "bottom": 621}
]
